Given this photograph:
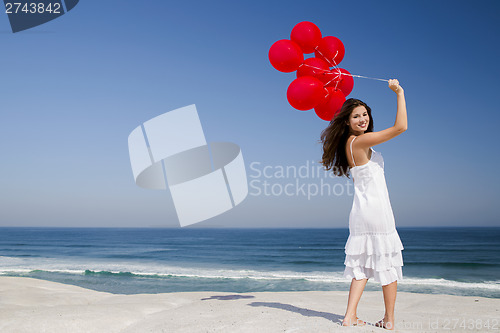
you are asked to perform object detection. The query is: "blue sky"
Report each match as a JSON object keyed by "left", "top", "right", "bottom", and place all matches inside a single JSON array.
[{"left": 0, "top": 0, "right": 499, "bottom": 228}]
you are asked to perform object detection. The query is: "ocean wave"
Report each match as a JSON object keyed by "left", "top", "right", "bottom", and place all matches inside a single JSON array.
[
  {"left": 405, "top": 262, "right": 500, "bottom": 268},
  {"left": 1, "top": 255, "right": 499, "bottom": 293},
  {"left": 1, "top": 267, "right": 500, "bottom": 292}
]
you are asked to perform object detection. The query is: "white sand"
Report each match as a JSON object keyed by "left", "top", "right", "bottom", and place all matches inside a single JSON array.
[{"left": 0, "top": 277, "right": 498, "bottom": 332}]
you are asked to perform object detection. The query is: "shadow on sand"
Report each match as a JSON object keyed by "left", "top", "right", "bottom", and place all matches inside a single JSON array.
[
  {"left": 248, "top": 301, "right": 343, "bottom": 324},
  {"left": 201, "top": 295, "right": 256, "bottom": 301}
]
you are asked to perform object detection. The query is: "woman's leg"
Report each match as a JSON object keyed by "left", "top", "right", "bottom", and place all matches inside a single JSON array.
[
  {"left": 380, "top": 280, "right": 397, "bottom": 330},
  {"left": 342, "top": 278, "right": 368, "bottom": 326}
]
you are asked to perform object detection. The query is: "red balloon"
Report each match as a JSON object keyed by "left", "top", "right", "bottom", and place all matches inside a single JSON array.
[
  {"left": 314, "top": 36, "right": 345, "bottom": 67},
  {"left": 296, "top": 57, "right": 330, "bottom": 83},
  {"left": 287, "top": 76, "right": 324, "bottom": 111},
  {"left": 290, "top": 21, "right": 322, "bottom": 54},
  {"left": 314, "top": 88, "right": 346, "bottom": 121},
  {"left": 269, "top": 39, "right": 304, "bottom": 73},
  {"left": 325, "top": 68, "right": 354, "bottom": 96}
]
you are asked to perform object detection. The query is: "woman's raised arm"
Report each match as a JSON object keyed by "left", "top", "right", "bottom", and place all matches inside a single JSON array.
[{"left": 356, "top": 79, "right": 407, "bottom": 148}]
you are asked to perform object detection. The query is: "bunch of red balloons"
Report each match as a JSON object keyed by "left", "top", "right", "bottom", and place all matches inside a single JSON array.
[{"left": 268, "top": 21, "right": 354, "bottom": 121}]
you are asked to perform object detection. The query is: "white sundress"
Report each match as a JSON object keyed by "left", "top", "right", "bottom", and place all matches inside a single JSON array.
[{"left": 343, "top": 136, "right": 404, "bottom": 286}]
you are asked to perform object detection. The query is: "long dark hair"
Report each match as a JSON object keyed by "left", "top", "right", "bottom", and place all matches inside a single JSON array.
[{"left": 319, "top": 98, "right": 374, "bottom": 178}]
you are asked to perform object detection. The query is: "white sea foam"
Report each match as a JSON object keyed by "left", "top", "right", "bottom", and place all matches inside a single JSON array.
[{"left": 1, "top": 256, "right": 499, "bottom": 292}]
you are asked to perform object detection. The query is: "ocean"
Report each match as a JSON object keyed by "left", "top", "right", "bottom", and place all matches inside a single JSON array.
[{"left": 0, "top": 227, "right": 499, "bottom": 298}]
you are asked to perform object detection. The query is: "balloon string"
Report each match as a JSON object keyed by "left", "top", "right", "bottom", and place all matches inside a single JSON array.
[
  {"left": 347, "top": 74, "right": 390, "bottom": 82},
  {"left": 314, "top": 47, "right": 335, "bottom": 67},
  {"left": 320, "top": 67, "right": 339, "bottom": 88},
  {"left": 301, "top": 63, "right": 390, "bottom": 83}
]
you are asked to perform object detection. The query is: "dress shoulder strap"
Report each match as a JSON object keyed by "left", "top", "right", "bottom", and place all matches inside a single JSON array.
[{"left": 349, "top": 136, "right": 356, "bottom": 167}]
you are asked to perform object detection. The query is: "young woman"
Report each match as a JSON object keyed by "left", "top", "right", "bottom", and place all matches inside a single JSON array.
[{"left": 320, "top": 79, "right": 407, "bottom": 330}]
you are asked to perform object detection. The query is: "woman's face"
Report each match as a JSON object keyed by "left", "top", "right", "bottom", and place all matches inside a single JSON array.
[{"left": 348, "top": 106, "right": 370, "bottom": 134}]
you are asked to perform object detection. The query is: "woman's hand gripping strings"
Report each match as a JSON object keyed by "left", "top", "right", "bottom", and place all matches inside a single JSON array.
[{"left": 388, "top": 79, "right": 403, "bottom": 94}]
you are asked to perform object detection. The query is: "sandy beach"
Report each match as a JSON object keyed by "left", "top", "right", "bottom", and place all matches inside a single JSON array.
[{"left": 0, "top": 277, "right": 498, "bottom": 332}]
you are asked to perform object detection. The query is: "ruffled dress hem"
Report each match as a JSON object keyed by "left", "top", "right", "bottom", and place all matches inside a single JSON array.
[
  {"left": 343, "top": 230, "right": 404, "bottom": 286},
  {"left": 343, "top": 266, "right": 403, "bottom": 286}
]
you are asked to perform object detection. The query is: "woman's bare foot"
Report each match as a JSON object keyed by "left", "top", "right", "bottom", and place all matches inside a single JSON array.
[
  {"left": 375, "top": 315, "right": 394, "bottom": 330},
  {"left": 342, "top": 315, "right": 366, "bottom": 326}
]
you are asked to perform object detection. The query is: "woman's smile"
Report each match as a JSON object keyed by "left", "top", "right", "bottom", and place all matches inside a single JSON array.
[{"left": 358, "top": 123, "right": 367, "bottom": 128}]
